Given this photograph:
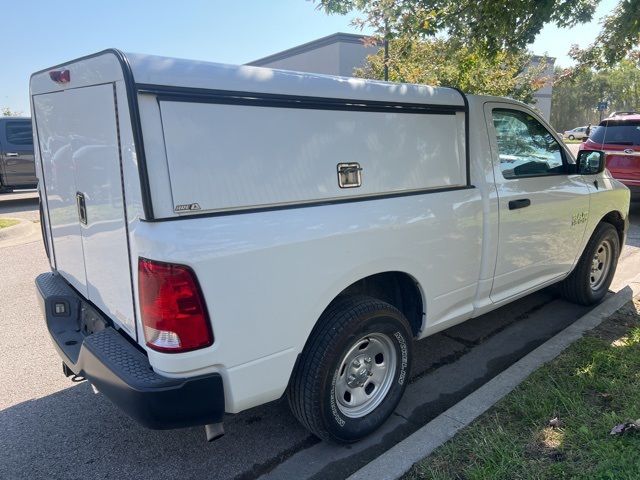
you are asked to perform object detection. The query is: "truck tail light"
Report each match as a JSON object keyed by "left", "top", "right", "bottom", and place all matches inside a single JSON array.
[{"left": 138, "top": 258, "right": 213, "bottom": 353}]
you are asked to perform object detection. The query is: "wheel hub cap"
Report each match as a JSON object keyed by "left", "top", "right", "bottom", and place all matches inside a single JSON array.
[
  {"left": 589, "top": 240, "right": 611, "bottom": 290},
  {"left": 346, "top": 355, "right": 373, "bottom": 388},
  {"left": 334, "top": 333, "right": 397, "bottom": 418}
]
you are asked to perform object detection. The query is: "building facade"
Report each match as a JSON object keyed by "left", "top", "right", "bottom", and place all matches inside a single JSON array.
[{"left": 249, "top": 33, "right": 555, "bottom": 120}]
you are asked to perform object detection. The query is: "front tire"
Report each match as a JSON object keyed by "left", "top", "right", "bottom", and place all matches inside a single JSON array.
[
  {"left": 568, "top": 134, "right": 575, "bottom": 140},
  {"left": 288, "top": 296, "right": 412, "bottom": 443},
  {"left": 560, "top": 222, "right": 620, "bottom": 305}
]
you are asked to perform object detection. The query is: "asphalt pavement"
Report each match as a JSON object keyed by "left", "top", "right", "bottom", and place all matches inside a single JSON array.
[
  {"left": 0, "top": 190, "right": 39, "bottom": 221},
  {"left": 0, "top": 192, "right": 639, "bottom": 480}
]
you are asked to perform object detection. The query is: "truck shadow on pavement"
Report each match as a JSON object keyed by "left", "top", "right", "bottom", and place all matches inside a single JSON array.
[
  {"left": 0, "top": 289, "right": 596, "bottom": 480},
  {"left": 0, "top": 379, "right": 314, "bottom": 480}
]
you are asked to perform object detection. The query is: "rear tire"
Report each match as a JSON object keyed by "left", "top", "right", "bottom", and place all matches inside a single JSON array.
[
  {"left": 288, "top": 296, "right": 412, "bottom": 443},
  {"left": 560, "top": 222, "right": 620, "bottom": 305}
]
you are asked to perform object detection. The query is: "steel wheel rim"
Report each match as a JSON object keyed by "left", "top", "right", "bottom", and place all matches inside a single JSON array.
[
  {"left": 590, "top": 239, "right": 612, "bottom": 291},
  {"left": 334, "top": 333, "right": 397, "bottom": 418}
]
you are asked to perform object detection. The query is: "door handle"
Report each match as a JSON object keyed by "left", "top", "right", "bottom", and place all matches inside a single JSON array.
[
  {"left": 6, "top": 152, "right": 19, "bottom": 157},
  {"left": 508, "top": 198, "right": 531, "bottom": 210},
  {"left": 76, "top": 192, "right": 88, "bottom": 225}
]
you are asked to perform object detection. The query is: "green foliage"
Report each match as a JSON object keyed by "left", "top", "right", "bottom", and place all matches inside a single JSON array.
[
  {"left": 354, "top": 38, "right": 548, "bottom": 104},
  {"left": 569, "top": 0, "right": 640, "bottom": 69},
  {"left": 551, "top": 53, "right": 640, "bottom": 131},
  {"left": 317, "top": 0, "right": 596, "bottom": 52},
  {"left": 317, "top": 0, "right": 640, "bottom": 68},
  {"left": 1, "top": 107, "right": 22, "bottom": 117}
]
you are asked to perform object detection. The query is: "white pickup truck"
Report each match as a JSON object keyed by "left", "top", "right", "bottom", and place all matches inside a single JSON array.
[{"left": 32, "top": 50, "right": 630, "bottom": 443}]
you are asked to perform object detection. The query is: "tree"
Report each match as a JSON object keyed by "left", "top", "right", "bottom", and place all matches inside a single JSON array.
[
  {"left": 355, "top": 37, "right": 548, "bottom": 103},
  {"left": 317, "top": 0, "right": 639, "bottom": 67},
  {"left": 551, "top": 52, "right": 640, "bottom": 131},
  {"left": 551, "top": 68, "right": 603, "bottom": 130},
  {"left": 570, "top": 0, "right": 640, "bottom": 68},
  {"left": 1, "top": 107, "right": 22, "bottom": 117}
]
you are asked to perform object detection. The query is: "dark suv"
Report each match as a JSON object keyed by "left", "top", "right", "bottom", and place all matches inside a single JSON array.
[
  {"left": 580, "top": 113, "right": 640, "bottom": 197},
  {"left": 0, "top": 117, "right": 37, "bottom": 192}
]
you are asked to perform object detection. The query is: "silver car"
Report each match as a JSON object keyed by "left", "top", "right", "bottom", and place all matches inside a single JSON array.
[{"left": 563, "top": 126, "right": 590, "bottom": 141}]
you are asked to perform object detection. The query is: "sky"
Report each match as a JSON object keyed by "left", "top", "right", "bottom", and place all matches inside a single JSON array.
[{"left": 2, "top": 0, "right": 620, "bottom": 114}]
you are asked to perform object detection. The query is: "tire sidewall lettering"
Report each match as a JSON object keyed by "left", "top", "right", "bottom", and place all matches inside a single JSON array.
[
  {"left": 394, "top": 330, "right": 408, "bottom": 386},
  {"left": 329, "top": 372, "right": 347, "bottom": 427}
]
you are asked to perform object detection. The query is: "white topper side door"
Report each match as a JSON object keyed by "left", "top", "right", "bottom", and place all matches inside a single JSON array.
[{"left": 484, "top": 103, "right": 591, "bottom": 302}]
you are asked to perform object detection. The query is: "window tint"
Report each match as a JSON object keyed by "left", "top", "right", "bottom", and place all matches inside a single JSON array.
[
  {"left": 590, "top": 120, "right": 640, "bottom": 146},
  {"left": 492, "top": 109, "right": 564, "bottom": 179},
  {"left": 5, "top": 121, "right": 33, "bottom": 146}
]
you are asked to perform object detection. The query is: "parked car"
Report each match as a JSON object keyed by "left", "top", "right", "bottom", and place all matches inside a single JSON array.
[
  {"left": 580, "top": 113, "right": 640, "bottom": 197},
  {"left": 32, "top": 50, "right": 630, "bottom": 444},
  {"left": 0, "top": 117, "right": 37, "bottom": 192},
  {"left": 563, "top": 126, "right": 590, "bottom": 141},
  {"left": 606, "top": 111, "right": 638, "bottom": 118}
]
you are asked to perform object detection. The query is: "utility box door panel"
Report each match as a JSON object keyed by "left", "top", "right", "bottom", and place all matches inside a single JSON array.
[{"left": 159, "top": 101, "right": 466, "bottom": 214}]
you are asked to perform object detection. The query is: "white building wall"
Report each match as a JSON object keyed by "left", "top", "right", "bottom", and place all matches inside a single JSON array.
[
  {"left": 530, "top": 56, "right": 555, "bottom": 121},
  {"left": 252, "top": 43, "right": 342, "bottom": 76},
  {"left": 338, "top": 41, "right": 378, "bottom": 76},
  {"left": 249, "top": 33, "right": 377, "bottom": 78}
]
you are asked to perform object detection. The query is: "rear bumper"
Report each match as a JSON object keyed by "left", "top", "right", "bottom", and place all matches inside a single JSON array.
[{"left": 35, "top": 272, "right": 225, "bottom": 430}]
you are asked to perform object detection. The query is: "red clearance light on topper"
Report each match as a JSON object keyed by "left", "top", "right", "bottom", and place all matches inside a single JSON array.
[{"left": 49, "top": 69, "right": 70, "bottom": 84}]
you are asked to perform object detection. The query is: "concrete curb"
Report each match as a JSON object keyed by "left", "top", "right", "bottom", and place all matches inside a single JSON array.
[
  {"left": 0, "top": 218, "right": 35, "bottom": 241},
  {"left": 348, "top": 276, "right": 640, "bottom": 480}
]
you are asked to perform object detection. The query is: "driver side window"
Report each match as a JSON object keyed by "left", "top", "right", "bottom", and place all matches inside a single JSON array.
[{"left": 492, "top": 109, "right": 565, "bottom": 179}]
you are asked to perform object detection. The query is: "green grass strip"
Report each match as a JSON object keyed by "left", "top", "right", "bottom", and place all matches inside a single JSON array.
[
  {"left": 407, "top": 300, "right": 640, "bottom": 480},
  {"left": 0, "top": 218, "right": 19, "bottom": 229}
]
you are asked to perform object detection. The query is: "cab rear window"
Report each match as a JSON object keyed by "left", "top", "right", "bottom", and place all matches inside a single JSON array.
[
  {"left": 5, "top": 121, "right": 33, "bottom": 146},
  {"left": 591, "top": 121, "right": 640, "bottom": 145}
]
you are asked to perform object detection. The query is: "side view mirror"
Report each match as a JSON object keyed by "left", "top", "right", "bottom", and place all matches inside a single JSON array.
[{"left": 576, "top": 150, "right": 606, "bottom": 175}]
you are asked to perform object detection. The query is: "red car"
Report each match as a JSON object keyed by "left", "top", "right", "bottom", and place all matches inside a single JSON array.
[{"left": 580, "top": 112, "right": 640, "bottom": 197}]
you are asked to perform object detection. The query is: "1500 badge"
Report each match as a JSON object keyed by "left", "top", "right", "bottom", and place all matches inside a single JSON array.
[
  {"left": 571, "top": 212, "right": 588, "bottom": 226},
  {"left": 174, "top": 203, "right": 201, "bottom": 212}
]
